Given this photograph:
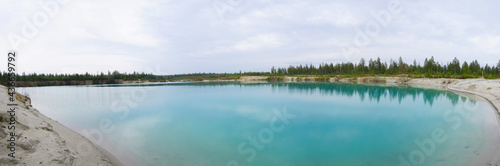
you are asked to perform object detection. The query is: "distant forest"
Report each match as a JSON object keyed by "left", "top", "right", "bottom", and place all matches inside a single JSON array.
[
  {"left": 1, "top": 57, "right": 499, "bottom": 86},
  {"left": 0, "top": 70, "right": 269, "bottom": 85},
  {"left": 0, "top": 71, "right": 162, "bottom": 83},
  {"left": 271, "top": 57, "right": 500, "bottom": 79}
]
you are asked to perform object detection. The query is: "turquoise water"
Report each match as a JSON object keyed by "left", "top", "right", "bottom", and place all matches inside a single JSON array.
[{"left": 19, "top": 82, "right": 500, "bottom": 166}]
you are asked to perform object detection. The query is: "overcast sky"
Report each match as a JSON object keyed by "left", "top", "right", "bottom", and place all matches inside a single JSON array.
[{"left": 1, "top": 0, "right": 499, "bottom": 75}]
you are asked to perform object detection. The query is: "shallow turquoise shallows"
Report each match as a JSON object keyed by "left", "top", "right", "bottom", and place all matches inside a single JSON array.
[{"left": 18, "top": 82, "right": 500, "bottom": 166}]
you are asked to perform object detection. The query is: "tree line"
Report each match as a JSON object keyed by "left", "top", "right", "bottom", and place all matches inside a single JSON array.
[
  {"left": 271, "top": 57, "right": 500, "bottom": 79},
  {"left": 0, "top": 70, "right": 271, "bottom": 85},
  {"left": 0, "top": 71, "right": 163, "bottom": 83},
  {"left": 1, "top": 57, "right": 499, "bottom": 86}
]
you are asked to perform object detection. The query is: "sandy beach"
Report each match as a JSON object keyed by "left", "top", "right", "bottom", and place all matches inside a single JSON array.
[
  {"left": 406, "top": 78, "right": 500, "bottom": 165},
  {"left": 0, "top": 85, "right": 123, "bottom": 166}
]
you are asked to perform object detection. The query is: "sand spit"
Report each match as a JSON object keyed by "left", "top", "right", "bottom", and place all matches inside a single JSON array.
[{"left": 0, "top": 85, "right": 123, "bottom": 166}]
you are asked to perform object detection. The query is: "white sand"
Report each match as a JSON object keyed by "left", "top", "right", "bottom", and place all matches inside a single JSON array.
[
  {"left": 0, "top": 85, "right": 123, "bottom": 166},
  {"left": 405, "top": 78, "right": 500, "bottom": 165}
]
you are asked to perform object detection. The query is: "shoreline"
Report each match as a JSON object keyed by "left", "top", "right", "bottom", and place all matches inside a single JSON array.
[
  {"left": 31, "top": 105, "right": 125, "bottom": 166},
  {"left": 408, "top": 79, "right": 500, "bottom": 165},
  {"left": 404, "top": 79, "right": 500, "bottom": 165}
]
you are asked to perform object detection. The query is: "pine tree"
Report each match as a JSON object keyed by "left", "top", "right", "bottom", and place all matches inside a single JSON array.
[
  {"left": 462, "top": 61, "right": 469, "bottom": 75},
  {"left": 429, "top": 56, "right": 435, "bottom": 75},
  {"left": 412, "top": 59, "right": 418, "bottom": 73},
  {"left": 451, "top": 57, "right": 460, "bottom": 74},
  {"left": 368, "top": 58, "right": 375, "bottom": 74},
  {"left": 398, "top": 56, "right": 404, "bottom": 73},
  {"left": 376, "top": 57, "right": 382, "bottom": 74},
  {"left": 359, "top": 58, "right": 366, "bottom": 74},
  {"left": 497, "top": 59, "right": 500, "bottom": 72}
]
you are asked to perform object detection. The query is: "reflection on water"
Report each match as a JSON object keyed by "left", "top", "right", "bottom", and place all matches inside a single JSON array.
[
  {"left": 273, "top": 83, "right": 475, "bottom": 106},
  {"left": 117, "top": 82, "right": 473, "bottom": 106},
  {"left": 18, "top": 82, "right": 498, "bottom": 166}
]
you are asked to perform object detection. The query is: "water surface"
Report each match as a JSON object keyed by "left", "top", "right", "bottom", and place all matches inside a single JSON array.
[{"left": 19, "top": 82, "right": 500, "bottom": 166}]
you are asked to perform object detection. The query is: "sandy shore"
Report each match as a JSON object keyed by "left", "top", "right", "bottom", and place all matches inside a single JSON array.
[
  {"left": 0, "top": 85, "right": 123, "bottom": 166},
  {"left": 406, "top": 78, "right": 500, "bottom": 165}
]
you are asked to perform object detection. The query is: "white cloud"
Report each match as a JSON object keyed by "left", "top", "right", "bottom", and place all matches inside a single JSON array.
[
  {"left": 234, "top": 34, "right": 283, "bottom": 51},
  {"left": 470, "top": 36, "right": 500, "bottom": 54},
  {"left": 1, "top": 0, "right": 500, "bottom": 74},
  {"left": 56, "top": 0, "right": 159, "bottom": 47}
]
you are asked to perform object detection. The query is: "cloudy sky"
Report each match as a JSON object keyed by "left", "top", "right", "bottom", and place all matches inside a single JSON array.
[{"left": 1, "top": 0, "right": 499, "bottom": 75}]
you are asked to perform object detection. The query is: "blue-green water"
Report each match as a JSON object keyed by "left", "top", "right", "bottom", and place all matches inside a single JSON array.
[{"left": 19, "top": 82, "right": 500, "bottom": 166}]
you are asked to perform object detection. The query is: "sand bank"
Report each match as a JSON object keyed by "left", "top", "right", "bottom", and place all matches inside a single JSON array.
[
  {"left": 0, "top": 85, "right": 123, "bottom": 166},
  {"left": 407, "top": 79, "right": 500, "bottom": 165}
]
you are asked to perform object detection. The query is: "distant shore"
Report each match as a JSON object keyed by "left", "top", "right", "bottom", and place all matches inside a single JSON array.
[{"left": 4, "top": 73, "right": 499, "bottom": 87}]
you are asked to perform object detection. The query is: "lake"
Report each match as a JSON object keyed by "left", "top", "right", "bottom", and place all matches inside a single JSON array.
[{"left": 18, "top": 82, "right": 500, "bottom": 166}]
